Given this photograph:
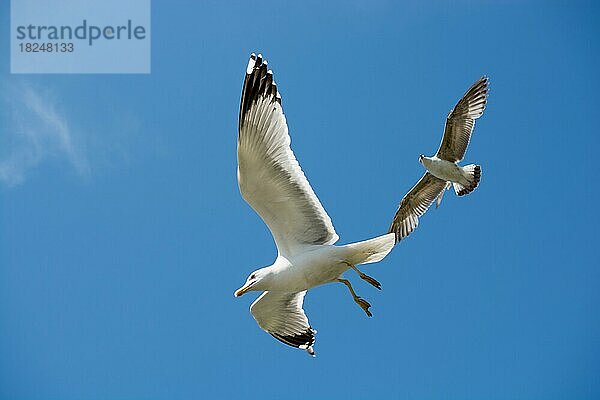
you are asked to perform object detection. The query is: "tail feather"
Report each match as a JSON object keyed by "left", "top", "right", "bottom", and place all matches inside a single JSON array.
[
  {"left": 342, "top": 233, "right": 395, "bottom": 266},
  {"left": 453, "top": 164, "right": 481, "bottom": 196}
]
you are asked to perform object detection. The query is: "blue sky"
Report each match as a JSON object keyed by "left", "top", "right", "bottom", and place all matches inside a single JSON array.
[{"left": 1, "top": 1, "right": 599, "bottom": 399}]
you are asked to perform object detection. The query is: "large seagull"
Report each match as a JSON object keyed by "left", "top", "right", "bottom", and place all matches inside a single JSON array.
[
  {"left": 234, "top": 53, "right": 395, "bottom": 356},
  {"left": 389, "top": 76, "right": 489, "bottom": 242}
]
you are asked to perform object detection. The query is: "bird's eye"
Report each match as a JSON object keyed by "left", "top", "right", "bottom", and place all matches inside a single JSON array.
[{"left": 250, "top": 274, "right": 256, "bottom": 280}]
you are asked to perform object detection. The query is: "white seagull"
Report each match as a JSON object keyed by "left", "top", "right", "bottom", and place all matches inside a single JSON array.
[
  {"left": 234, "top": 53, "right": 395, "bottom": 356},
  {"left": 389, "top": 76, "right": 489, "bottom": 242}
]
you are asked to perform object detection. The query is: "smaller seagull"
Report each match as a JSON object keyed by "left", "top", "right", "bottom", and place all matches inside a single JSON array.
[{"left": 389, "top": 76, "right": 489, "bottom": 242}]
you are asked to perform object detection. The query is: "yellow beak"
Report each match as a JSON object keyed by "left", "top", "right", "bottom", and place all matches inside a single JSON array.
[{"left": 234, "top": 282, "right": 252, "bottom": 297}]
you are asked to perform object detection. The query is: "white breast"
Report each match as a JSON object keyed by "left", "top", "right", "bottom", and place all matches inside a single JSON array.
[
  {"left": 423, "top": 157, "right": 463, "bottom": 182},
  {"left": 274, "top": 246, "right": 346, "bottom": 291}
]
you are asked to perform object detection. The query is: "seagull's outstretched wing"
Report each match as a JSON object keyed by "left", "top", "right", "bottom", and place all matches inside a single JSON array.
[
  {"left": 238, "top": 53, "right": 338, "bottom": 257},
  {"left": 436, "top": 77, "right": 489, "bottom": 162},
  {"left": 250, "top": 291, "right": 316, "bottom": 356},
  {"left": 388, "top": 173, "right": 448, "bottom": 243}
]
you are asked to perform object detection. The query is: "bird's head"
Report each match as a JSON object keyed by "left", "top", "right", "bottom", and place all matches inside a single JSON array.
[
  {"left": 234, "top": 268, "right": 270, "bottom": 297},
  {"left": 419, "top": 154, "right": 425, "bottom": 163}
]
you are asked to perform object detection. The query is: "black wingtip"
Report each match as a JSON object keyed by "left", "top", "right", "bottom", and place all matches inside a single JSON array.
[
  {"left": 270, "top": 327, "right": 316, "bottom": 353},
  {"left": 239, "top": 52, "right": 283, "bottom": 130}
]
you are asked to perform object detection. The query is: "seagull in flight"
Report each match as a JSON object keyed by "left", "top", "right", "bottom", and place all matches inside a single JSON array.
[
  {"left": 389, "top": 76, "right": 489, "bottom": 242},
  {"left": 234, "top": 53, "right": 395, "bottom": 356}
]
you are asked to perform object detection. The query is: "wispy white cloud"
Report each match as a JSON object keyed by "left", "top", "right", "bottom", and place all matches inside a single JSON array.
[{"left": 0, "top": 81, "right": 90, "bottom": 187}]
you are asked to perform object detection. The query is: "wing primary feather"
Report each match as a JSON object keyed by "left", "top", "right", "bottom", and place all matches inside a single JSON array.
[{"left": 389, "top": 173, "right": 448, "bottom": 243}]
